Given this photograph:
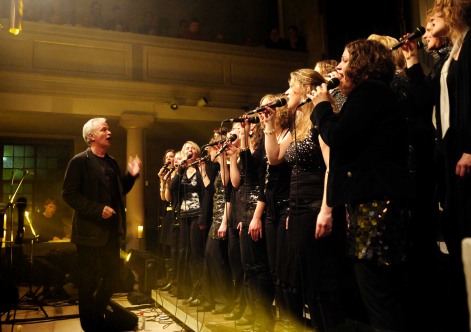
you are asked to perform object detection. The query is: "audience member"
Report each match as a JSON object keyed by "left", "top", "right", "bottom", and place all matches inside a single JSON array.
[
  {"left": 137, "top": 11, "right": 158, "bottom": 35},
  {"left": 81, "top": 0, "right": 104, "bottom": 29},
  {"left": 214, "top": 32, "right": 225, "bottom": 43},
  {"left": 105, "top": 5, "right": 129, "bottom": 32},
  {"left": 265, "top": 28, "right": 288, "bottom": 50},
  {"left": 286, "top": 25, "right": 306, "bottom": 52},
  {"left": 181, "top": 19, "right": 203, "bottom": 40},
  {"left": 176, "top": 19, "right": 189, "bottom": 38}
]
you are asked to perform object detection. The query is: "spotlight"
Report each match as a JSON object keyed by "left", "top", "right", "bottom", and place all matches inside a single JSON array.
[{"left": 196, "top": 97, "right": 208, "bottom": 107}]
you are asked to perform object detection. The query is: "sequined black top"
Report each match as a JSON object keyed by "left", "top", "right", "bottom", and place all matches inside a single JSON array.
[
  {"left": 209, "top": 171, "right": 226, "bottom": 239},
  {"left": 265, "top": 161, "right": 291, "bottom": 218},
  {"left": 170, "top": 166, "right": 203, "bottom": 219},
  {"left": 285, "top": 127, "right": 325, "bottom": 201}
]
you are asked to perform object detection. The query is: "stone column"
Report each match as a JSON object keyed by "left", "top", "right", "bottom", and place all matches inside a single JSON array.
[{"left": 119, "top": 112, "right": 154, "bottom": 251}]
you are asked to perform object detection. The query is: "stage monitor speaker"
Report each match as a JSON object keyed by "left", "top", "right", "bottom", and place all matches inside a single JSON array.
[
  {"left": 126, "top": 250, "right": 158, "bottom": 293},
  {"left": 105, "top": 299, "right": 138, "bottom": 331}
]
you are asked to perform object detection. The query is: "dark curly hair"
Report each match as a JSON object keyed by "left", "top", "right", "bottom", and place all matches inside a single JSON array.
[{"left": 343, "top": 39, "right": 395, "bottom": 95}]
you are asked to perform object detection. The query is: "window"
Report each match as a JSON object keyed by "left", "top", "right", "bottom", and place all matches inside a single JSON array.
[{"left": 1, "top": 138, "right": 73, "bottom": 215}]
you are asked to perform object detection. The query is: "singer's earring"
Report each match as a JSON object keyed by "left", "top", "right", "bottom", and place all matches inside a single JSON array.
[{"left": 249, "top": 130, "right": 253, "bottom": 137}]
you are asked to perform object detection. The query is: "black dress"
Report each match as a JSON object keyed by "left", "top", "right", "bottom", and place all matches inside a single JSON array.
[
  {"left": 235, "top": 138, "right": 274, "bottom": 330},
  {"left": 284, "top": 127, "right": 347, "bottom": 330}
]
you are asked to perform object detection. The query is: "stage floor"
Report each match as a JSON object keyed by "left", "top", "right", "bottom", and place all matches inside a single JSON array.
[{"left": 1, "top": 284, "right": 187, "bottom": 332}]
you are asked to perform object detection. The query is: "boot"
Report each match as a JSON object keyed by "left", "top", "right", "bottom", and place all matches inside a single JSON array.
[
  {"left": 279, "top": 287, "right": 307, "bottom": 331},
  {"left": 160, "top": 259, "right": 174, "bottom": 290},
  {"left": 308, "top": 292, "right": 346, "bottom": 332}
]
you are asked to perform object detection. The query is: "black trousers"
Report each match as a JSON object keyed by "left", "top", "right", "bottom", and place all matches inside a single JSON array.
[
  {"left": 353, "top": 261, "right": 407, "bottom": 332},
  {"left": 227, "top": 226, "right": 246, "bottom": 315},
  {"left": 240, "top": 224, "right": 274, "bottom": 328},
  {"left": 177, "top": 216, "right": 208, "bottom": 299},
  {"left": 200, "top": 236, "right": 232, "bottom": 306},
  {"left": 76, "top": 236, "right": 120, "bottom": 332}
]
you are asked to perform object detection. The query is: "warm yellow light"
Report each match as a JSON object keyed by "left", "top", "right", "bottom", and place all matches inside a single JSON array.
[
  {"left": 120, "top": 249, "right": 131, "bottom": 262},
  {"left": 9, "top": 0, "right": 23, "bottom": 35}
]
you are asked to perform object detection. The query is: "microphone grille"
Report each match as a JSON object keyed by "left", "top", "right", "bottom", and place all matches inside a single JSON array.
[{"left": 327, "top": 77, "right": 340, "bottom": 90}]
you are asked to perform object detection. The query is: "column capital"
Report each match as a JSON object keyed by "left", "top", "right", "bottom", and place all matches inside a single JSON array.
[{"left": 119, "top": 112, "right": 154, "bottom": 129}]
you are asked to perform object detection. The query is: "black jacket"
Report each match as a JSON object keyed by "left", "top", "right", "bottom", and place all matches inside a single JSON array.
[
  {"left": 312, "top": 79, "right": 413, "bottom": 207},
  {"left": 62, "top": 148, "right": 136, "bottom": 246}
]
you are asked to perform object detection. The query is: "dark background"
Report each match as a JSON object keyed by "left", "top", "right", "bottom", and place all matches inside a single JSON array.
[{"left": 324, "top": 0, "right": 412, "bottom": 60}]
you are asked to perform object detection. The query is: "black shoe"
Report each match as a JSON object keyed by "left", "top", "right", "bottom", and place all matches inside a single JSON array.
[
  {"left": 188, "top": 298, "right": 201, "bottom": 307},
  {"left": 223, "top": 311, "right": 242, "bottom": 320},
  {"left": 212, "top": 305, "right": 233, "bottom": 315},
  {"left": 197, "top": 302, "right": 214, "bottom": 312},
  {"left": 160, "top": 282, "right": 173, "bottom": 291},
  {"left": 235, "top": 317, "right": 253, "bottom": 326},
  {"left": 182, "top": 296, "right": 194, "bottom": 304}
]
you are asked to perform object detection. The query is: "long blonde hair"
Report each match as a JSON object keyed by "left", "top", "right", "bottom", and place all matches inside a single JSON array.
[{"left": 289, "top": 69, "right": 336, "bottom": 141}]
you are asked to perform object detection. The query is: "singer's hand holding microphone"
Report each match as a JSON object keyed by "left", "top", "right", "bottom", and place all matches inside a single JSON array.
[
  {"left": 214, "top": 134, "right": 238, "bottom": 159},
  {"left": 308, "top": 82, "right": 331, "bottom": 108},
  {"left": 390, "top": 26, "right": 425, "bottom": 50},
  {"left": 157, "top": 161, "right": 171, "bottom": 178},
  {"left": 179, "top": 152, "right": 193, "bottom": 172},
  {"left": 297, "top": 77, "right": 340, "bottom": 109}
]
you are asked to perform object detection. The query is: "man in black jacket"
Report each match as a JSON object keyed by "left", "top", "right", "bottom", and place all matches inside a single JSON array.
[{"left": 63, "top": 117, "right": 141, "bottom": 331}]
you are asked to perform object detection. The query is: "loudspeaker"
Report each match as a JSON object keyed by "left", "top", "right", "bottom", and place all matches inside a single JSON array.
[
  {"left": 126, "top": 251, "right": 158, "bottom": 293},
  {"left": 104, "top": 300, "right": 138, "bottom": 331}
]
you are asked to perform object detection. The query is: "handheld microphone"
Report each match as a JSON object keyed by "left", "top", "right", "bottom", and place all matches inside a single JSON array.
[
  {"left": 223, "top": 116, "right": 260, "bottom": 124},
  {"left": 163, "top": 167, "right": 175, "bottom": 181},
  {"left": 181, "top": 152, "right": 193, "bottom": 166},
  {"left": 214, "top": 134, "right": 238, "bottom": 159},
  {"left": 188, "top": 155, "right": 211, "bottom": 167},
  {"left": 162, "top": 161, "right": 171, "bottom": 170},
  {"left": 201, "top": 140, "right": 225, "bottom": 149},
  {"left": 246, "top": 97, "right": 288, "bottom": 115},
  {"left": 391, "top": 26, "right": 426, "bottom": 50},
  {"left": 296, "top": 77, "right": 340, "bottom": 109}
]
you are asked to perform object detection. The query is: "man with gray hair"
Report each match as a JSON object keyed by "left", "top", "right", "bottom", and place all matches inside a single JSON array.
[{"left": 63, "top": 117, "right": 142, "bottom": 331}]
